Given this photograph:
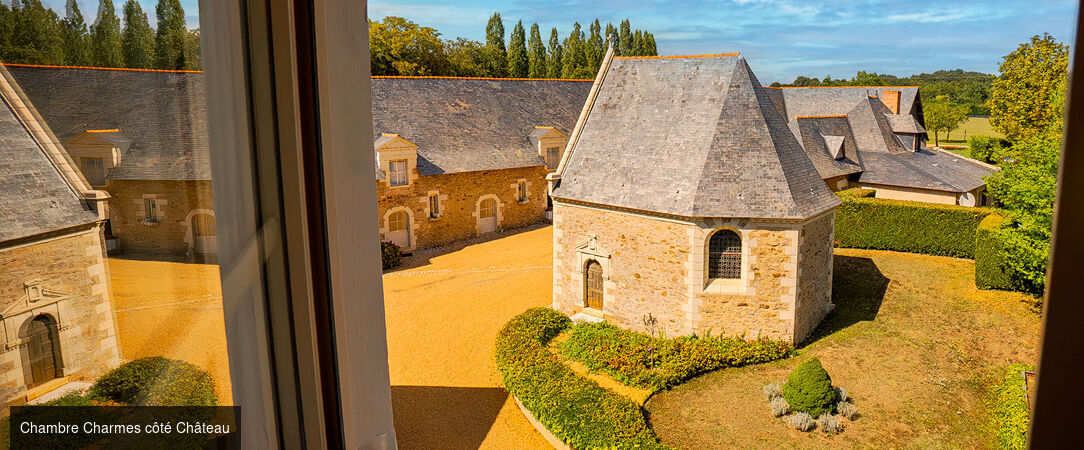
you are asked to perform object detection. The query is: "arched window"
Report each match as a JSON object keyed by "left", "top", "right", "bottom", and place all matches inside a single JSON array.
[
  {"left": 584, "top": 260, "right": 604, "bottom": 309},
  {"left": 708, "top": 230, "right": 742, "bottom": 279}
]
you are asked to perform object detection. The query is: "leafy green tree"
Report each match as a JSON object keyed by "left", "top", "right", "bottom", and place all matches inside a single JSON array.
[
  {"left": 121, "top": 0, "right": 154, "bottom": 68},
  {"left": 989, "top": 33, "right": 1069, "bottom": 141},
  {"left": 507, "top": 20, "right": 527, "bottom": 78},
  {"left": 604, "top": 22, "right": 616, "bottom": 48},
  {"left": 546, "top": 27, "right": 562, "bottom": 79},
  {"left": 11, "top": 0, "right": 65, "bottom": 64},
  {"left": 183, "top": 27, "right": 200, "bottom": 70},
  {"left": 851, "top": 71, "right": 885, "bottom": 85},
  {"left": 61, "top": 0, "right": 89, "bottom": 65},
  {"left": 368, "top": 16, "right": 446, "bottom": 76},
  {"left": 586, "top": 19, "right": 603, "bottom": 69},
  {"left": 0, "top": 4, "right": 14, "bottom": 60},
  {"left": 632, "top": 30, "right": 643, "bottom": 55},
  {"left": 617, "top": 19, "right": 631, "bottom": 56},
  {"left": 483, "top": 12, "right": 507, "bottom": 77},
  {"left": 924, "top": 96, "right": 968, "bottom": 146},
  {"left": 90, "top": 0, "right": 122, "bottom": 67},
  {"left": 154, "top": 0, "right": 186, "bottom": 69},
  {"left": 445, "top": 37, "right": 485, "bottom": 77},
  {"left": 643, "top": 32, "right": 657, "bottom": 56},
  {"left": 527, "top": 23, "right": 546, "bottom": 78},
  {"left": 562, "top": 22, "right": 587, "bottom": 79}
]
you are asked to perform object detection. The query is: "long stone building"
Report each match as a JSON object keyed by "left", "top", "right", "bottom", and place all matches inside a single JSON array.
[
  {"left": 0, "top": 64, "right": 120, "bottom": 404},
  {"left": 549, "top": 52, "right": 839, "bottom": 344}
]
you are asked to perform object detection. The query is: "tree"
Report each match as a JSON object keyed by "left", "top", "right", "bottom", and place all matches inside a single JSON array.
[
  {"left": 851, "top": 71, "right": 885, "bottom": 86},
  {"left": 183, "top": 27, "right": 200, "bottom": 70},
  {"left": 989, "top": 33, "right": 1069, "bottom": 141},
  {"left": 483, "top": 12, "right": 507, "bottom": 77},
  {"left": 445, "top": 37, "right": 485, "bottom": 77},
  {"left": 121, "top": 0, "right": 154, "bottom": 68},
  {"left": 89, "top": 0, "right": 122, "bottom": 67},
  {"left": 617, "top": 19, "right": 631, "bottom": 56},
  {"left": 562, "top": 22, "right": 587, "bottom": 79},
  {"left": 604, "top": 22, "right": 616, "bottom": 49},
  {"left": 632, "top": 30, "right": 643, "bottom": 55},
  {"left": 586, "top": 19, "right": 603, "bottom": 69},
  {"left": 643, "top": 32, "right": 657, "bottom": 56},
  {"left": 507, "top": 20, "right": 527, "bottom": 78},
  {"left": 154, "top": 0, "right": 187, "bottom": 69},
  {"left": 368, "top": 17, "right": 446, "bottom": 76},
  {"left": 924, "top": 96, "right": 968, "bottom": 146},
  {"left": 527, "top": 23, "right": 546, "bottom": 79},
  {"left": 61, "top": 0, "right": 89, "bottom": 65},
  {"left": 0, "top": 4, "right": 13, "bottom": 60},
  {"left": 546, "top": 27, "right": 562, "bottom": 79},
  {"left": 11, "top": 0, "right": 65, "bottom": 64}
]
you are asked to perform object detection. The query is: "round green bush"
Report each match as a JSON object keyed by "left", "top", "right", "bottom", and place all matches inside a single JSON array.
[
  {"left": 782, "top": 357, "right": 836, "bottom": 417},
  {"left": 89, "top": 356, "right": 217, "bottom": 406},
  {"left": 381, "top": 241, "right": 403, "bottom": 269}
]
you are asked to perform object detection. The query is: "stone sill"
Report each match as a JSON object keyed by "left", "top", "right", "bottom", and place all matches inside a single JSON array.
[
  {"left": 703, "top": 278, "right": 750, "bottom": 295},
  {"left": 517, "top": 199, "right": 530, "bottom": 204}
]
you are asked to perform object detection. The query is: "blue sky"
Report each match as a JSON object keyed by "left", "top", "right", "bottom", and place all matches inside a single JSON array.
[{"left": 33, "top": 1, "right": 1078, "bottom": 83}]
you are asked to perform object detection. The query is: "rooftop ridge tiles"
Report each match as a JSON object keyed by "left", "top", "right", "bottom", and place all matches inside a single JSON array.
[
  {"left": 371, "top": 75, "right": 594, "bottom": 81},
  {"left": 613, "top": 52, "right": 739, "bottom": 60},
  {"left": 764, "top": 85, "right": 920, "bottom": 89},
  {"left": 2, "top": 62, "right": 203, "bottom": 74},
  {"left": 795, "top": 115, "right": 848, "bottom": 119},
  {"left": 86, "top": 129, "right": 120, "bottom": 133}
]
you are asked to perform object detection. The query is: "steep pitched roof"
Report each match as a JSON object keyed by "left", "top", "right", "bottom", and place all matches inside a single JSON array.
[
  {"left": 6, "top": 64, "right": 210, "bottom": 181},
  {"left": 787, "top": 115, "right": 863, "bottom": 180},
  {"left": 553, "top": 54, "right": 840, "bottom": 220},
  {"left": 371, "top": 77, "right": 592, "bottom": 175},
  {"left": 776, "top": 86, "right": 920, "bottom": 120},
  {"left": 76, "top": 129, "right": 132, "bottom": 147},
  {"left": 0, "top": 70, "right": 99, "bottom": 244}
]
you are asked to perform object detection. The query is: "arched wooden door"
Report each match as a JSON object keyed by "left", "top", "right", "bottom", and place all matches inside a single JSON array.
[
  {"left": 192, "top": 213, "right": 217, "bottom": 254},
  {"left": 584, "top": 260, "right": 604, "bottom": 310},
  {"left": 387, "top": 210, "right": 411, "bottom": 249},
  {"left": 24, "top": 316, "right": 59, "bottom": 388},
  {"left": 478, "top": 198, "right": 498, "bottom": 234}
]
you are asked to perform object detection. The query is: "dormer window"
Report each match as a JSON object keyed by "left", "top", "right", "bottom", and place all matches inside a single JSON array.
[
  {"left": 546, "top": 147, "right": 560, "bottom": 169},
  {"left": 375, "top": 133, "right": 419, "bottom": 188},
  {"left": 530, "top": 126, "right": 568, "bottom": 171},
  {"left": 389, "top": 160, "right": 408, "bottom": 186},
  {"left": 81, "top": 157, "right": 106, "bottom": 185},
  {"left": 823, "top": 135, "right": 845, "bottom": 160}
]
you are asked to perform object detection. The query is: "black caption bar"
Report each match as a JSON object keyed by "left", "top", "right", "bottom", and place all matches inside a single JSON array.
[{"left": 9, "top": 406, "right": 240, "bottom": 449}]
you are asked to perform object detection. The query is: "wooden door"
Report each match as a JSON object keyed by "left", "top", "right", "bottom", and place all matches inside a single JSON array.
[
  {"left": 193, "top": 213, "right": 217, "bottom": 254},
  {"left": 479, "top": 198, "right": 497, "bottom": 234},
  {"left": 387, "top": 210, "right": 410, "bottom": 249},
  {"left": 585, "top": 261, "right": 603, "bottom": 310},
  {"left": 26, "top": 317, "right": 57, "bottom": 387}
]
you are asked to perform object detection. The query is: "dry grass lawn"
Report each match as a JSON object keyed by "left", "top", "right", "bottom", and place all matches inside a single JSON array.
[
  {"left": 383, "top": 225, "right": 553, "bottom": 449},
  {"left": 645, "top": 248, "right": 1040, "bottom": 449}
]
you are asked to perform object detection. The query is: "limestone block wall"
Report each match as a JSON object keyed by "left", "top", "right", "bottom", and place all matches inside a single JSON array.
[
  {"left": 0, "top": 226, "right": 120, "bottom": 404},
  {"left": 792, "top": 211, "right": 835, "bottom": 342},
  {"left": 106, "top": 179, "right": 214, "bottom": 255},
  {"left": 858, "top": 183, "right": 958, "bottom": 206},
  {"left": 376, "top": 165, "right": 549, "bottom": 251}
]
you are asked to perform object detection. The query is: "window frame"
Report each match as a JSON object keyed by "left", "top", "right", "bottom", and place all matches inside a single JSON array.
[
  {"left": 389, "top": 159, "right": 408, "bottom": 187},
  {"left": 517, "top": 180, "right": 528, "bottom": 202},
  {"left": 546, "top": 147, "right": 560, "bottom": 170},
  {"left": 428, "top": 193, "right": 440, "bottom": 218},
  {"left": 143, "top": 196, "right": 159, "bottom": 222},
  {"left": 80, "top": 156, "right": 106, "bottom": 186},
  {"left": 707, "top": 229, "right": 742, "bottom": 280}
]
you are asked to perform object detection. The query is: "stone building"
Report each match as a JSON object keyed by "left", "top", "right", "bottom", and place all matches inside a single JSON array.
[
  {"left": 767, "top": 85, "right": 995, "bottom": 206},
  {"left": 0, "top": 64, "right": 120, "bottom": 404},
  {"left": 7, "top": 64, "right": 214, "bottom": 258},
  {"left": 549, "top": 52, "right": 840, "bottom": 344},
  {"left": 370, "top": 77, "right": 591, "bottom": 252}
]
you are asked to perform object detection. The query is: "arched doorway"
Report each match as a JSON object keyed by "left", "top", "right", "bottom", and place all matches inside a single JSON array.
[
  {"left": 192, "top": 213, "right": 217, "bottom": 255},
  {"left": 386, "top": 209, "right": 411, "bottom": 249},
  {"left": 584, "top": 260, "right": 604, "bottom": 310},
  {"left": 21, "top": 315, "right": 60, "bottom": 388},
  {"left": 478, "top": 198, "right": 498, "bottom": 234}
]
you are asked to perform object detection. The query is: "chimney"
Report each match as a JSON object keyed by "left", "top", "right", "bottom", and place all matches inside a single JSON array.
[{"left": 881, "top": 90, "right": 900, "bottom": 114}]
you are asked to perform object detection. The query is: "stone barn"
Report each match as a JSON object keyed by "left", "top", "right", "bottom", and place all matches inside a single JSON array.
[
  {"left": 0, "top": 64, "right": 120, "bottom": 404},
  {"left": 549, "top": 51, "right": 840, "bottom": 344}
]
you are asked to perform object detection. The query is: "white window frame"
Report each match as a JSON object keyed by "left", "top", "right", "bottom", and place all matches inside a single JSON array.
[
  {"left": 389, "top": 159, "right": 408, "bottom": 187},
  {"left": 546, "top": 147, "right": 560, "bottom": 170}
]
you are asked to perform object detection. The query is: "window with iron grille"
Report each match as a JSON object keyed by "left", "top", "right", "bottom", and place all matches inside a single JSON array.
[{"left": 708, "top": 230, "right": 741, "bottom": 279}]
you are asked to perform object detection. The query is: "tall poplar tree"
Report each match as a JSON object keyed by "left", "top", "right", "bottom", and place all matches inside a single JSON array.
[
  {"left": 0, "top": 4, "right": 13, "bottom": 60},
  {"left": 561, "top": 22, "right": 585, "bottom": 79},
  {"left": 632, "top": 30, "right": 644, "bottom": 56},
  {"left": 546, "top": 27, "right": 562, "bottom": 79},
  {"left": 643, "top": 32, "right": 658, "bottom": 56},
  {"left": 587, "top": 19, "right": 603, "bottom": 70},
  {"left": 507, "top": 20, "right": 527, "bottom": 78},
  {"left": 483, "top": 12, "right": 507, "bottom": 77},
  {"left": 61, "top": 0, "right": 89, "bottom": 65},
  {"left": 154, "top": 0, "right": 187, "bottom": 69},
  {"left": 122, "top": 0, "right": 154, "bottom": 68},
  {"left": 605, "top": 23, "right": 616, "bottom": 50},
  {"left": 90, "top": 0, "right": 122, "bottom": 67},
  {"left": 527, "top": 23, "right": 546, "bottom": 79},
  {"left": 618, "top": 19, "right": 632, "bottom": 56}
]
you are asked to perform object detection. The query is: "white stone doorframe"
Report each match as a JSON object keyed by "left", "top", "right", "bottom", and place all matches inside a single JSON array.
[
  {"left": 183, "top": 209, "right": 217, "bottom": 256},
  {"left": 571, "top": 236, "right": 614, "bottom": 317},
  {"left": 380, "top": 206, "right": 418, "bottom": 251},
  {"left": 473, "top": 194, "right": 505, "bottom": 236}
]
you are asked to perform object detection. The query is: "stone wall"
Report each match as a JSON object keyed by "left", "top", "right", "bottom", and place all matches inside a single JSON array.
[
  {"left": 106, "top": 179, "right": 214, "bottom": 255},
  {"left": 858, "top": 182, "right": 958, "bottom": 206},
  {"left": 376, "top": 165, "right": 549, "bottom": 251},
  {"left": 0, "top": 226, "right": 120, "bottom": 404},
  {"left": 792, "top": 211, "right": 835, "bottom": 342}
]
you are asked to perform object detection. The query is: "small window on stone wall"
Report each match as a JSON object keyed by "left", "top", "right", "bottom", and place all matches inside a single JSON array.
[
  {"left": 143, "top": 197, "right": 159, "bottom": 222},
  {"left": 708, "top": 230, "right": 741, "bottom": 279},
  {"left": 517, "top": 180, "right": 528, "bottom": 202},
  {"left": 429, "top": 194, "right": 440, "bottom": 218},
  {"left": 389, "top": 160, "right": 408, "bottom": 186}
]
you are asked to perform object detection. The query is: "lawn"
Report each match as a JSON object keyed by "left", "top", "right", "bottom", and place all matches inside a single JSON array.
[
  {"left": 645, "top": 248, "right": 1040, "bottom": 448},
  {"left": 932, "top": 116, "right": 1002, "bottom": 156}
]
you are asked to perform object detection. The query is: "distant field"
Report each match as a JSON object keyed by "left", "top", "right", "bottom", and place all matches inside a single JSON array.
[{"left": 930, "top": 116, "right": 1001, "bottom": 148}]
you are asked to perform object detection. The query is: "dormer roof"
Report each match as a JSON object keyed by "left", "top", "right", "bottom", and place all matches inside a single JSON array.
[
  {"left": 68, "top": 129, "right": 133, "bottom": 149},
  {"left": 374, "top": 133, "right": 418, "bottom": 150}
]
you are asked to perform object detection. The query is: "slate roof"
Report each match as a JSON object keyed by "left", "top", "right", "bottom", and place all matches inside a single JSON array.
[
  {"left": 82, "top": 130, "right": 133, "bottom": 147},
  {"left": 553, "top": 55, "right": 840, "bottom": 220},
  {"left": 6, "top": 65, "right": 209, "bottom": 181},
  {"left": 787, "top": 116, "right": 863, "bottom": 179},
  {"left": 858, "top": 149, "right": 991, "bottom": 192},
  {"left": 371, "top": 77, "right": 592, "bottom": 175},
  {"left": 775, "top": 86, "right": 920, "bottom": 119},
  {"left": 884, "top": 114, "right": 925, "bottom": 134},
  {"left": 0, "top": 77, "right": 99, "bottom": 244}
]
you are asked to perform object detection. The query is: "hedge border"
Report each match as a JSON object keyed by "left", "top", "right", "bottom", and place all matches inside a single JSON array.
[
  {"left": 987, "top": 363, "right": 1032, "bottom": 449},
  {"left": 975, "top": 214, "right": 1015, "bottom": 290}
]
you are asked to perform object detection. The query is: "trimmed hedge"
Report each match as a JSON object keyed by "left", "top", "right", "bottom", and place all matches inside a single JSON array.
[
  {"left": 560, "top": 322, "right": 793, "bottom": 391},
  {"left": 89, "top": 356, "right": 218, "bottom": 406},
  {"left": 975, "top": 214, "right": 1015, "bottom": 290},
  {"left": 987, "top": 363, "right": 1032, "bottom": 449},
  {"left": 494, "top": 308, "right": 666, "bottom": 449},
  {"left": 781, "top": 357, "right": 837, "bottom": 417},
  {"left": 834, "top": 188, "right": 993, "bottom": 258}
]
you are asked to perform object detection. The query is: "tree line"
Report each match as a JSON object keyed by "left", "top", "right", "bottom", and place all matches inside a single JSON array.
[
  {"left": 0, "top": 0, "right": 200, "bottom": 70},
  {"left": 771, "top": 69, "right": 995, "bottom": 116},
  {"left": 370, "top": 13, "right": 659, "bottom": 79}
]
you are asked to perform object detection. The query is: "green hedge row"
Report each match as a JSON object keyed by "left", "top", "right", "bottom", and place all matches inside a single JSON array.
[
  {"left": 987, "top": 363, "right": 1032, "bottom": 449},
  {"left": 494, "top": 308, "right": 666, "bottom": 449},
  {"left": 834, "top": 188, "right": 994, "bottom": 258},
  {"left": 975, "top": 214, "right": 1016, "bottom": 290},
  {"left": 560, "top": 322, "right": 793, "bottom": 391}
]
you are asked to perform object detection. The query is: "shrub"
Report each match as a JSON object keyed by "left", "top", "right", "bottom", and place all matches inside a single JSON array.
[
  {"left": 818, "top": 413, "right": 842, "bottom": 433},
  {"left": 89, "top": 356, "right": 217, "bottom": 406},
  {"left": 968, "top": 135, "right": 1010, "bottom": 164},
  {"left": 560, "top": 321, "right": 793, "bottom": 391},
  {"left": 835, "top": 386, "right": 848, "bottom": 403},
  {"left": 381, "top": 241, "right": 402, "bottom": 270},
  {"left": 782, "top": 358, "right": 837, "bottom": 417},
  {"left": 975, "top": 214, "right": 1017, "bottom": 291},
  {"left": 763, "top": 382, "right": 782, "bottom": 400},
  {"left": 988, "top": 363, "right": 1032, "bottom": 450},
  {"left": 787, "top": 412, "right": 816, "bottom": 432},
  {"left": 834, "top": 189, "right": 994, "bottom": 258},
  {"left": 494, "top": 308, "right": 666, "bottom": 449},
  {"left": 42, "top": 392, "right": 97, "bottom": 406},
  {"left": 769, "top": 396, "right": 790, "bottom": 417},
  {"left": 837, "top": 401, "right": 858, "bottom": 420}
]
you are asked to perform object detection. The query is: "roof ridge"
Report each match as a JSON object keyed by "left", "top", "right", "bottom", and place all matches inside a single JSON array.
[
  {"left": 372, "top": 75, "right": 594, "bottom": 82},
  {"left": 614, "top": 52, "right": 739, "bottom": 60},
  {"left": 3, "top": 62, "right": 203, "bottom": 74},
  {"left": 796, "top": 114, "right": 847, "bottom": 119},
  {"left": 767, "top": 85, "right": 919, "bottom": 89}
]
